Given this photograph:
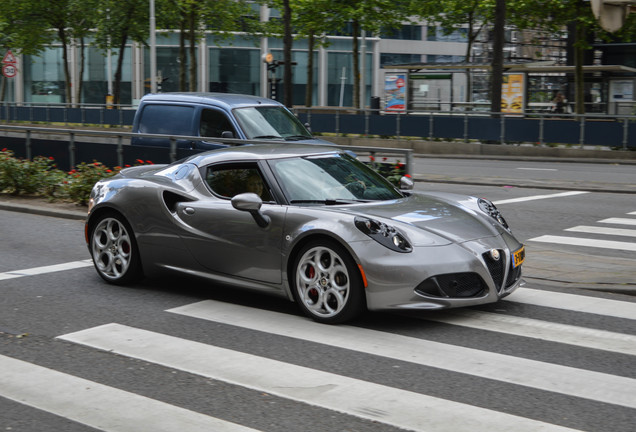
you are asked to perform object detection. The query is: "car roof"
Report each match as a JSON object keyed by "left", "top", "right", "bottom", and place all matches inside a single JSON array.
[
  {"left": 183, "top": 144, "right": 342, "bottom": 167},
  {"left": 140, "top": 92, "right": 283, "bottom": 110}
]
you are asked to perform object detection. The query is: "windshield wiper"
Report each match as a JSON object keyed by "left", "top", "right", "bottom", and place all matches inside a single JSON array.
[
  {"left": 290, "top": 199, "right": 368, "bottom": 205},
  {"left": 252, "top": 135, "right": 283, "bottom": 140},
  {"left": 284, "top": 135, "right": 312, "bottom": 141}
]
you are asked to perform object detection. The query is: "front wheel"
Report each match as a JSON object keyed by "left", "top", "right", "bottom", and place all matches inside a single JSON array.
[
  {"left": 291, "top": 240, "right": 365, "bottom": 324},
  {"left": 89, "top": 212, "right": 143, "bottom": 285}
]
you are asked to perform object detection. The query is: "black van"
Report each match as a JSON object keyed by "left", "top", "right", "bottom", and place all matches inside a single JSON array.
[{"left": 131, "top": 92, "right": 330, "bottom": 149}]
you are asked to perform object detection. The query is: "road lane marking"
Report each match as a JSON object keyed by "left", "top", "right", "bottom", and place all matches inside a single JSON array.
[
  {"left": 0, "top": 260, "right": 93, "bottom": 281},
  {"left": 165, "top": 301, "right": 636, "bottom": 408},
  {"left": 423, "top": 308, "right": 636, "bottom": 356},
  {"left": 0, "top": 354, "right": 260, "bottom": 432},
  {"left": 566, "top": 225, "right": 636, "bottom": 237},
  {"left": 57, "top": 323, "right": 583, "bottom": 432},
  {"left": 510, "top": 287, "right": 636, "bottom": 320},
  {"left": 599, "top": 217, "right": 636, "bottom": 226},
  {"left": 528, "top": 235, "right": 636, "bottom": 252},
  {"left": 516, "top": 167, "right": 558, "bottom": 171},
  {"left": 493, "top": 191, "right": 589, "bottom": 205}
]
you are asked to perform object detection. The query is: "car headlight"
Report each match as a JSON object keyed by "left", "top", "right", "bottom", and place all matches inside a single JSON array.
[
  {"left": 478, "top": 198, "right": 509, "bottom": 229},
  {"left": 355, "top": 217, "right": 412, "bottom": 253}
]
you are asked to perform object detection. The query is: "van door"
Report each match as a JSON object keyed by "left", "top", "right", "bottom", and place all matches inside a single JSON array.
[{"left": 197, "top": 108, "right": 241, "bottom": 149}]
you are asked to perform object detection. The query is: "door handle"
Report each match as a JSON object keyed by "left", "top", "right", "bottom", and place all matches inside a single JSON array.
[{"left": 183, "top": 207, "right": 195, "bottom": 215}]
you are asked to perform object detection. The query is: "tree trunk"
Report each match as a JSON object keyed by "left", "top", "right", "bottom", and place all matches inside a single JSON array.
[
  {"left": 283, "top": 0, "right": 293, "bottom": 107},
  {"left": 76, "top": 38, "right": 86, "bottom": 106},
  {"left": 113, "top": 32, "right": 129, "bottom": 107},
  {"left": 188, "top": 9, "right": 197, "bottom": 92},
  {"left": 352, "top": 19, "right": 360, "bottom": 109},
  {"left": 179, "top": 19, "right": 187, "bottom": 91},
  {"left": 57, "top": 27, "right": 72, "bottom": 106},
  {"left": 305, "top": 33, "right": 314, "bottom": 107},
  {"left": 490, "top": 0, "right": 506, "bottom": 117},
  {"left": 0, "top": 76, "right": 6, "bottom": 102},
  {"left": 574, "top": 2, "right": 585, "bottom": 114}
]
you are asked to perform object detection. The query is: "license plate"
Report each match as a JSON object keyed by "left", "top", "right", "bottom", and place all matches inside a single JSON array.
[{"left": 513, "top": 246, "right": 525, "bottom": 268}]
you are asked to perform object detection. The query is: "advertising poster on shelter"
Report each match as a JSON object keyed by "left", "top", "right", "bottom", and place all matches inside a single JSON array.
[
  {"left": 501, "top": 73, "right": 525, "bottom": 114},
  {"left": 385, "top": 74, "right": 407, "bottom": 112}
]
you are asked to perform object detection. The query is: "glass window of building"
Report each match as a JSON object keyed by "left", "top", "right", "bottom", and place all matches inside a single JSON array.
[
  {"left": 381, "top": 53, "right": 423, "bottom": 67},
  {"left": 426, "top": 27, "right": 468, "bottom": 43},
  {"left": 380, "top": 25, "right": 422, "bottom": 41},
  {"left": 24, "top": 47, "right": 65, "bottom": 103},
  {"left": 209, "top": 48, "right": 260, "bottom": 94}
]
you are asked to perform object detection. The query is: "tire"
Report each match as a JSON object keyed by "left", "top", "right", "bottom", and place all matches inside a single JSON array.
[
  {"left": 89, "top": 212, "right": 143, "bottom": 285},
  {"left": 291, "top": 240, "right": 365, "bottom": 324}
]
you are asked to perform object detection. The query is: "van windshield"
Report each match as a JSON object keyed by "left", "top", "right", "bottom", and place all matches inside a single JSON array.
[{"left": 233, "top": 106, "right": 313, "bottom": 140}]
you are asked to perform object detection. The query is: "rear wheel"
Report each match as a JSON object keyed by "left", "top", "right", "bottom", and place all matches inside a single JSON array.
[
  {"left": 89, "top": 212, "right": 142, "bottom": 284},
  {"left": 291, "top": 240, "right": 365, "bottom": 324}
]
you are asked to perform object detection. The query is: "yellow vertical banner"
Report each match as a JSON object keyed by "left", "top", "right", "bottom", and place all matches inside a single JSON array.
[{"left": 501, "top": 73, "right": 525, "bottom": 114}]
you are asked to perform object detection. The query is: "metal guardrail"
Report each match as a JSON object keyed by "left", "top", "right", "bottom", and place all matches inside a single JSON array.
[
  {"left": 295, "top": 106, "right": 636, "bottom": 150},
  {"left": 0, "top": 124, "right": 413, "bottom": 175}
]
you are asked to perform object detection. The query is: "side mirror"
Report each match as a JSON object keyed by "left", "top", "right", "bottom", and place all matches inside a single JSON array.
[
  {"left": 400, "top": 175, "right": 414, "bottom": 190},
  {"left": 221, "top": 131, "right": 235, "bottom": 139},
  {"left": 231, "top": 193, "right": 270, "bottom": 228}
]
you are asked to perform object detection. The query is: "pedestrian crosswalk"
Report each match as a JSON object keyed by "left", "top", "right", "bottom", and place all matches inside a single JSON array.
[
  {"left": 528, "top": 210, "right": 636, "bottom": 252},
  {"left": 2, "top": 286, "right": 635, "bottom": 432}
]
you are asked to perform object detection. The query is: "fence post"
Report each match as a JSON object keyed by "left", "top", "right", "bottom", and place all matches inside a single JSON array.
[
  {"left": 169, "top": 137, "right": 177, "bottom": 162},
  {"left": 428, "top": 113, "right": 434, "bottom": 140},
  {"left": 623, "top": 118, "right": 629, "bottom": 150},
  {"left": 500, "top": 115, "right": 505, "bottom": 144},
  {"left": 117, "top": 135, "right": 124, "bottom": 167},
  {"left": 463, "top": 113, "right": 469, "bottom": 142},
  {"left": 539, "top": 115, "right": 545, "bottom": 146},
  {"left": 396, "top": 113, "right": 401, "bottom": 139},
  {"left": 26, "top": 130, "right": 32, "bottom": 160},
  {"left": 68, "top": 132, "right": 76, "bottom": 169},
  {"left": 335, "top": 110, "right": 340, "bottom": 136},
  {"left": 579, "top": 115, "right": 585, "bottom": 148}
]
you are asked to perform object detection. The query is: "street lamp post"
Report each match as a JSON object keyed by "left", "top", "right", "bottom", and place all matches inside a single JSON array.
[{"left": 150, "top": 0, "right": 157, "bottom": 93}]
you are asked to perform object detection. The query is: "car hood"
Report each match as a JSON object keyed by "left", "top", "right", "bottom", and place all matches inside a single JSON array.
[{"left": 339, "top": 193, "right": 501, "bottom": 244}]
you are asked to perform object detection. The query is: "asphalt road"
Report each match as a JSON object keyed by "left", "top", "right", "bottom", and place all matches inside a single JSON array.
[{"left": 1, "top": 165, "right": 636, "bottom": 431}]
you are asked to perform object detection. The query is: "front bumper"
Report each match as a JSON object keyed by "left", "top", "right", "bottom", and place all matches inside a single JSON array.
[{"left": 351, "top": 236, "right": 523, "bottom": 311}]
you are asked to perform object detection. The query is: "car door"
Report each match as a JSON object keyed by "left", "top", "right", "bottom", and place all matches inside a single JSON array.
[{"left": 174, "top": 162, "right": 285, "bottom": 284}]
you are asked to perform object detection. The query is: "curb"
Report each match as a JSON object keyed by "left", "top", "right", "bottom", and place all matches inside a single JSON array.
[{"left": 0, "top": 201, "right": 86, "bottom": 221}]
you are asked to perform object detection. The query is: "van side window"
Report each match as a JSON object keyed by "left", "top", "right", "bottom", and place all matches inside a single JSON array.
[
  {"left": 200, "top": 109, "right": 236, "bottom": 138},
  {"left": 138, "top": 105, "right": 194, "bottom": 135}
]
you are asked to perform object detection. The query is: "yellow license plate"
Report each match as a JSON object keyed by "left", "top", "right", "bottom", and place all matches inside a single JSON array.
[{"left": 513, "top": 246, "right": 525, "bottom": 268}]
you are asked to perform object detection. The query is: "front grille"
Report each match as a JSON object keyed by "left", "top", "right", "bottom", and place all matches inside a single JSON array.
[
  {"left": 416, "top": 273, "right": 486, "bottom": 298},
  {"left": 482, "top": 250, "right": 505, "bottom": 290}
]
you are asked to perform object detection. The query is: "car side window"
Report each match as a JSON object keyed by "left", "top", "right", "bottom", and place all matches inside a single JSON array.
[
  {"left": 200, "top": 109, "right": 237, "bottom": 138},
  {"left": 205, "top": 164, "right": 273, "bottom": 202}
]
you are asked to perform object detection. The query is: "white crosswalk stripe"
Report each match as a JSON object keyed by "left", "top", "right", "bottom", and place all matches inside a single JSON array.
[
  {"left": 0, "top": 355, "right": 260, "bottom": 432},
  {"left": 528, "top": 211, "right": 636, "bottom": 252}
]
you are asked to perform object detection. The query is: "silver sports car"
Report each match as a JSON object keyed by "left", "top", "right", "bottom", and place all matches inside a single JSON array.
[{"left": 86, "top": 144, "right": 525, "bottom": 324}]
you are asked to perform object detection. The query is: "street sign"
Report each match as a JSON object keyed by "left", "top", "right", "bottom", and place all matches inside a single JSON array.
[
  {"left": 2, "top": 64, "right": 17, "bottom": 78},
  {"left": 2, "top": 50, "right": 16, "bottom": 64}
]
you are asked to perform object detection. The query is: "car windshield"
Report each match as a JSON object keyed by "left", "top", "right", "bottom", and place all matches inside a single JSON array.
[
  {"left": 268, "top": 153, "right": 404, "bottom": 203},
  {"left": 233, "top": 106, "right": 313, "bottom": 140}
]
